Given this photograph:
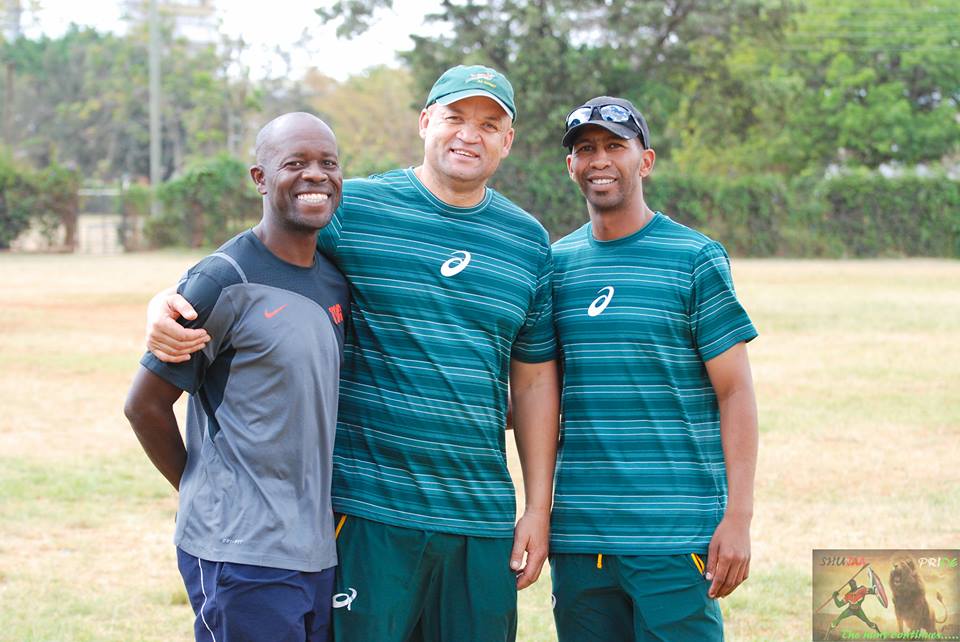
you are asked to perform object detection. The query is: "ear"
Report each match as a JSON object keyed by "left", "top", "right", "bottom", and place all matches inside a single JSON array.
[
  {"left": 418, "top": 107, "right": 431, "bottom": 140},
  {"left": 638, "top": 147, "right": 656, "bottom": 178},
  {"left": 250, "top": 165, "right": 267, "bottom": 195},
  {"left": 499, "top": 125, "right": 515, "bottom": 159},
  {"left": 566, "top": 153, "right": 576, "bottom": 182}
]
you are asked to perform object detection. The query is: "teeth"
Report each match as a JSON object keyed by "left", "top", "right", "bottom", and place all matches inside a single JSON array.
[
  {"left": 590, "top": 178, "right": 615, "bottom": 185},
  {"left": 452, "top": 150, "right": 477, "bottom": 158},
  {"left": 297, "top": 193, "right": 329, "bottom": 203}
]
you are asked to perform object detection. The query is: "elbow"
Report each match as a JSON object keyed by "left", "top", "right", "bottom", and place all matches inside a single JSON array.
[{"left": 124, "top": 389, "right": 148, "bottom": 430}]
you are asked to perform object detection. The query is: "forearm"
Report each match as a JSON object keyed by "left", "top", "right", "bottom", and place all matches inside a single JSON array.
[
  {"left": 510, "top": 361, "right": 560, "bottom": 512},
  {"left": 126, "top": 404, "right": 187, "bottom": 490},
  {"left": 718, "top": 386, "right": 758, "bottom": 520},
  {"left": 124, "top": 369, "right": 188, "bottom": 490}
]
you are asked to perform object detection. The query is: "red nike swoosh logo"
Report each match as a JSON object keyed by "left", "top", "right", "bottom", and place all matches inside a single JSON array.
[{"left": 264, "top": 304, "right": 288, "bottom": 319}]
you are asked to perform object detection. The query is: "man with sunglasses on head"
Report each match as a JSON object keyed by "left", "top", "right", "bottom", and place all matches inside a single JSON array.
[
  {"left": 548, "top": 96, "right": 759, "bottom": 641},
  {"left": 142, "top": 66, "right": 559, "bottom": 642}
]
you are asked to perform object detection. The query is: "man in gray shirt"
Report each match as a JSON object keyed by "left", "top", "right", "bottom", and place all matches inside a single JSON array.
[{"left": 124, "top": 112, "right": 349, "bottom": 642}]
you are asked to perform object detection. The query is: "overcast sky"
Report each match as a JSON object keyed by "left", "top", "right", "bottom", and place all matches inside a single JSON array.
[{"left": 18, "top": 0, "right": 445, "bottom": 81}]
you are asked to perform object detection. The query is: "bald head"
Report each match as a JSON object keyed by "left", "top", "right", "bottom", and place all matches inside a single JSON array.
[
  {"left": 249, "top": 111, "right": 342, "bottom": 237},
  {"left": 255, "top": 112, "right": 336, "bottom": 166}
]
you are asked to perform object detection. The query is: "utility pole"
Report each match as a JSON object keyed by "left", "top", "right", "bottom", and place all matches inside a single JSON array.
[
  {"left": 3, "top": 0, "right": 21, "bottom": 146},
  {"left": 148, "top": 0, "right": 162, "bottom": 216}
]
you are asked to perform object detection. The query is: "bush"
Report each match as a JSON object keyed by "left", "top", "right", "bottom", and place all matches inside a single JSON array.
[
  {"left": 0, "top": 156, "right": 82, "bottom": 250},
  {"left": 0, "top": 155, "right": 33, "bottom": 249},
  {"left": 135, "top": 151, "right": 960, "bottom": 259},
  {"left": 31, "top": 163, "right": 81, "bottom": 249},
  {"left": 558, "top": 168, "right": 958, "bottom": 257},
  {"left": 816, "top": 171, "right": 960, "bottom": 257},
  {"left": 150, "top": 154, "right": 260, "bottom": 248},
  {"left": 119, "top": 184, "right": 151, "bottom": 250}
]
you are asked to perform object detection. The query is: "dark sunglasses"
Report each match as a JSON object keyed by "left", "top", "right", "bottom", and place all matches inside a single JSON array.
[{"left": 565, "top": 104, "right": 646, "bottom": 147}]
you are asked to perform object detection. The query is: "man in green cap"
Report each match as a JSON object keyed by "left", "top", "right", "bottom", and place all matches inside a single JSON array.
[{"left": 144, "top": 65, "right": 559, "bottom": 642}]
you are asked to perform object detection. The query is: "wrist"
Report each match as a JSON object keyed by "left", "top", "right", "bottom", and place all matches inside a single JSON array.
[
  {"left": 522, "top": 505, "right": 551, "bottom": 517},
  {"left": 723, "top": 507, "right": 753, "bottom": 523}
]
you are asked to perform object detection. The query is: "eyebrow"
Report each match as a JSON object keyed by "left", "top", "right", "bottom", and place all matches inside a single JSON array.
[
  {"left": 575, "top": 133, "right": 627, "bottom": 146},
  {"left": 444, "top": 104, "right": 505, "bottom": 123}
]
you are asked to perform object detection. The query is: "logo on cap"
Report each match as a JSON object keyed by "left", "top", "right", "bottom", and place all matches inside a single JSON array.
[{"left": 468, "top": 72, "right": 497, "bottom": 89}]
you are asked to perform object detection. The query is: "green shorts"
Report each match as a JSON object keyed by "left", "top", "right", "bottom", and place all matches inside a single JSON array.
[
  {"left": 551, "top": 552, "right": 723, "bottom": 642},
  {"left": 332, "top": 514, "right": 518, "bottom": 642}
]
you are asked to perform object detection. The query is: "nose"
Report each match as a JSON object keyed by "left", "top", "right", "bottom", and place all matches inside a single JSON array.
[
  {"left": 302, "top": 161, "right": 329, "bottom": 182},
  {"left": 456, "top": 123, "right": 482, "bottom": 144},
  {"left": 589, "top": 150, "right": 611, "bottom": 169}
]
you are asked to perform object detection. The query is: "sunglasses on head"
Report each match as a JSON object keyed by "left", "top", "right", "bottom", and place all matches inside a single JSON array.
[{"left": 565, "top": 104, "right": 646, "bottom": 147}]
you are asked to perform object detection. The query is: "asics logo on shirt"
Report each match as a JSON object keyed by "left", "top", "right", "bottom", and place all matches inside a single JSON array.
[
  {"left": 332, "top": 588, "right": 357, "bottom": 610},
  {"left": 440, "top": 250, "right": 472, "bottom": 277},
  {"left": 587, "top": 286, "right": 615, "bottom": 317}
]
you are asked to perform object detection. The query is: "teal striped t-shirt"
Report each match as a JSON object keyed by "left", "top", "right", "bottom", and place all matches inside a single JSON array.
[
  {"left": 551, "top": 213, "right": 757, "bottom": 554},
  {"left": 317, "top": 168, "right": 556, "bottom": 538}
]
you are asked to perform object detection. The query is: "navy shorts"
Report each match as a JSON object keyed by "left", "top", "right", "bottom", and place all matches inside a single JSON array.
[{"left": 177, "top": 547, "right": 335, "bottom": 642}]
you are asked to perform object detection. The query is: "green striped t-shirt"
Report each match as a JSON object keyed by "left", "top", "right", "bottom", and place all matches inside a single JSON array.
[
  {"left": 550, "top": 213, "right": 757, "bottom": 554},
  {"left": 318, "top": 168, "right": 556, "bottom": 538}
]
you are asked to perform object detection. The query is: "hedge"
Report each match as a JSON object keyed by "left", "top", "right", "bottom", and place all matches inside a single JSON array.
[
  {"left": 147, "top": 153, "right": 261, "bottom": 248},
  {"left": 628, "top": 172, "right": 956, "bottom": 258},
  {"left": 5, "top": 150, "right": 957, "bottom": 258},
  {"left": 0, "top": 156, "right": 80, "bottom": 250},
  {"left": 492, "top": 161, "right": 958, "bottom": 257}
]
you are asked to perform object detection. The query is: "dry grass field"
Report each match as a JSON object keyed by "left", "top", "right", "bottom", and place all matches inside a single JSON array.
[{"left": 1, "top": 252, "right": 958, "bottom": 642}]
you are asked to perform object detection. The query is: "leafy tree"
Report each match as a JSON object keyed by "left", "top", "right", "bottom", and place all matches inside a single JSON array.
[
  {"left": 305, "top": 66, "right": 422, "bottom": 177},
  {"left": 0, "top": 24, "right": 258, "bottom": 181},
  {"left": 672, "top": 0, "right": 960, "bottom": 174},
  {"left": 315, "top": 0, "right": 791, "bottom": 234}
]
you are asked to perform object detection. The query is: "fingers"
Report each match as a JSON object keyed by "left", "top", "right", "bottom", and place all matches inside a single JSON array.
[
  {"left": 705, "top": 537, "right": 718, "bottom": 583},
  {"left": 169, "top": 294, "right": 198, "bottom": 321},
  {"left": 708, "top": 552, "right": 730, "bottom": 598},
  {"left": 145, "top": 292, "right": 207, "bottom": 362},
  {"left": 510, "top": 531, "right": 527, "bottom": 574},
  {"left": 709, "top": 551, "right": 750, "bottom": 598},
  {"left": 517, "top": 543, "right": 548, "bottom": 590},
  {"left": 727, "top": 556, "right": 750, "bottom": 597},
  {"left": 720, "top": 559, "right": 746, "bottom": 597},
  {"left": 151, "top": 350, "right": 193, "bottom": 364},
  {"left": 147, "top": 317, "right": 209, "bottom": 348},
  {"left": 146, "top": 317, "right": 210, "bottom": 363}
]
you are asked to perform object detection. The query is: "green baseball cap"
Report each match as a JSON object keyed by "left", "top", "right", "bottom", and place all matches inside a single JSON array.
[{"left": 425, "top": 65, "right": 516, "bottom": 120}]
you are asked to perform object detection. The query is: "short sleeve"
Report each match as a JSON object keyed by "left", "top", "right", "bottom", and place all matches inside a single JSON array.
[
  {"left": 316, "top": 203, "right": 346, "bottom": 260},
  {"left": 689, "top": 242, "right": 758, "bottom": 362},
  {"left": 139, "top": 261, "right": 239, "bottom": 394},
  {"left": 511, "top": 243, "right": 558, "bottom": 363}
]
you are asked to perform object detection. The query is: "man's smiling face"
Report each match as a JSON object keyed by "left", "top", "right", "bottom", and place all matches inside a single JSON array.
[
  {"left": 566, "top": 125, "right": 651, "bottom": 214},
  {"left": 418, "top": 96, "right": 514, "bottom": 190},
  {"left": 252, "top": 116, "right": 343, "bottom": 233}
]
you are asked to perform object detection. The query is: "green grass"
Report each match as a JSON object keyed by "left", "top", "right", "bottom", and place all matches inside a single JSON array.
[{"left": 1, "top": 253, "right": 958, "bottom": 641}]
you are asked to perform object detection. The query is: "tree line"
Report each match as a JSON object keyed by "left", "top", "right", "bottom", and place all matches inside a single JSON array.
[{"left": 1, "top": 0, "right": 958, "bottom": 255}]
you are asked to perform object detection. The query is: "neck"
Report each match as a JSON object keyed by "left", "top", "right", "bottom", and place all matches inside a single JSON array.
[
  {"left": 253, "top": 217, "right": 317, "bottom": 267},
  {"left": 589, "top": 201, "right": 656, "bottom": 241},
  {"left": 413, "top": 164, "right": 486, "bottom": 208}
]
